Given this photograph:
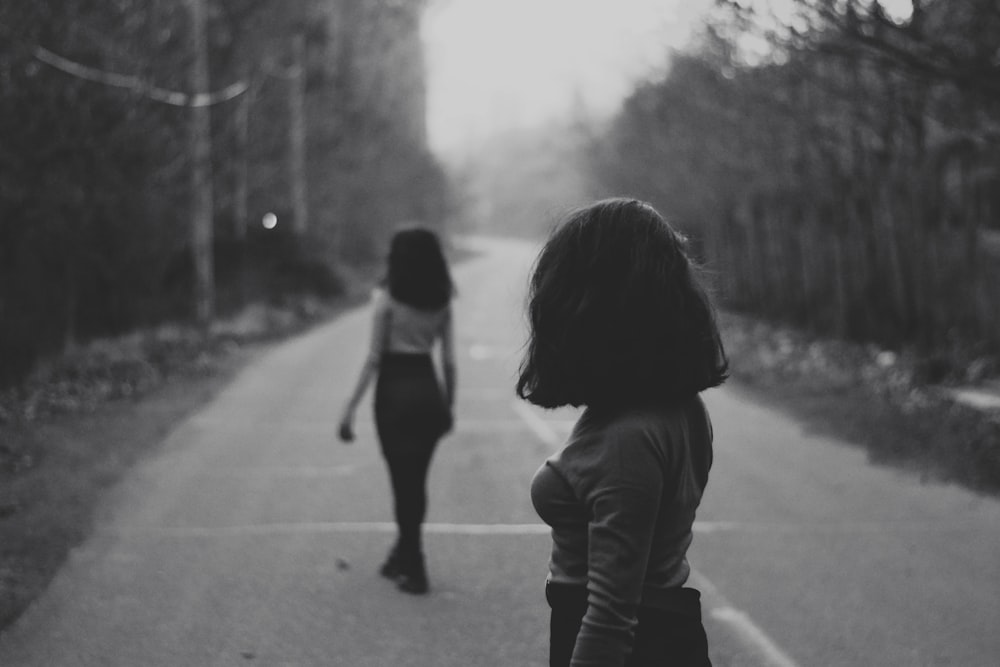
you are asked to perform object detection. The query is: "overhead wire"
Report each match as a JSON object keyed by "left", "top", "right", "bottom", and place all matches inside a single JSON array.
[
  {"left": 0, "top": 19, "right": 248, "bottom": 107},
  {"left": 32, "top": 44, "right": 248, "bottom": 107}
]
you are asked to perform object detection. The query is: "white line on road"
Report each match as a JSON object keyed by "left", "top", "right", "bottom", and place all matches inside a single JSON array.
[
  {"left": 111, "top": 522, "right": 552, "bottom": 538},
  {"left": 425, "top": 522, "right": 550, "bottom": 535},
  {"left": 689, "top": 569, "right": 801, "bottom": 667},
  {"left": 111, "top": 521, "right": 738, "bottom": 538},
  {"left": 192, "top": 465, "right": 361, "bottom": 479},
  {"left": 354, "top": 419, "right": 567, "bottom": 434}
]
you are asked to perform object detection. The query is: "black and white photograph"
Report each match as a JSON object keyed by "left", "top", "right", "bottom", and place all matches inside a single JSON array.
[{"left": 1, "top": 1, "right": 998, "bottom": 665}]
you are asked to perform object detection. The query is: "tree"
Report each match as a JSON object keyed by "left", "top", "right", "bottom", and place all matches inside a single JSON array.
[
  {"left": 589, "top": 0, "right": 1000, "bottom": 357},
  {"left": 0, "top": 0, "right": 448, "bottom": 386}
]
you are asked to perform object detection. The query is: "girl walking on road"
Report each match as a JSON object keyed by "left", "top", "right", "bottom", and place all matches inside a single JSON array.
[
  {"left": 339, "top": 227, "right": 456, "bottom": 595},
  {"left": 520, "top": 199, "right": 728, "bottom": 666}
]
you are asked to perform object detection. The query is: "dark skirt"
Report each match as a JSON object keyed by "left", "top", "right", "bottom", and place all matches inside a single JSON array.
[
  {"left": 546, "top": 582, "right": 712, "bottom": 667},
  {"left": 374, "top": 353, "right": 450, "bottom": 449}
]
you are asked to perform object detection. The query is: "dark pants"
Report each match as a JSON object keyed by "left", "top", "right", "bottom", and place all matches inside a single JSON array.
[
  {"left": 546, "top": 582, "right": 712, "bottom": 667},
  {"left": 381, "top": 439, "right": 437, "bottom": 560},
  {"left": 374, "top": 354, "right": 449, "bottom": 566}
]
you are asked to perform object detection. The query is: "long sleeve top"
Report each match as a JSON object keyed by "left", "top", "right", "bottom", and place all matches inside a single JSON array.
[{"left": 530, "top": 396, "right": 713, "bottom": 667}]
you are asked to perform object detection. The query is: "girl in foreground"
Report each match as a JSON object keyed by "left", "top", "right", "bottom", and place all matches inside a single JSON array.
[
  {"left": 339, "top": 227, "right": 456, "bottom": 595},
  {"left": 520, "top": 199, "right": 727, "bottom": 666}
]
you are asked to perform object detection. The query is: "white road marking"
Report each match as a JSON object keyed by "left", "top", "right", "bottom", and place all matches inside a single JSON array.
[
  {"left": 509, "top": 400, "right": 561, "bottom": 447},
  {"left": 193, "top": 465, "right": 360, "bottom": 478},
  {"left": 352, "top": 418, "right": 570, "bottom": 434},
  {"left": 111, "top": 522, "right": 552, "bottom": 538},
  {"left": 692, "top": 521, "right": 742, "bottom": 533},
  {"left": 111, "top": 521, "right": 738, "bottom": 538},
  {"left": 689, "top": 569, "right": 801, "bottom": 667},
  {"left": 425, "top": 522, "right": 550, "bottom": 535},
  {"left": 710, "top": 608, "right": 801, "bottom": 667}
]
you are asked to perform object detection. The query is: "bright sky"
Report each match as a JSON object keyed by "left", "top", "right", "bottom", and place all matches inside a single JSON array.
[{"left": 422, "top": 0, "right": 714, "bottom": 157}]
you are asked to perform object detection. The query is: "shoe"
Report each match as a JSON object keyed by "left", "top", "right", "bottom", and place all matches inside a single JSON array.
[
  {"left": 397, "top": 572, "right": 429, "bottom": 595},
  {"left": 380, "top": 560, "right": 402, "bottom": 580},
  {"left": 396, "top": 554, "right": 429, "bottom": 594},
  {"left": 379, "top": 550, "right": 403, "bottom": 580}
]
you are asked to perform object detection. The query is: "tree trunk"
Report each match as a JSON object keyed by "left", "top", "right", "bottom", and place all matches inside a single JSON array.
[
  {"left": 188, "top": 0, "right": 215, "bottom": 327},
  {"left": 832, "top": 229, "right": 850, "bottom": 338},
  {"left": 289, "top": 32, "right": 309, "bottom": 235},
  {"left": 233, "top": 78, "right": 250, "bottom": 242}
]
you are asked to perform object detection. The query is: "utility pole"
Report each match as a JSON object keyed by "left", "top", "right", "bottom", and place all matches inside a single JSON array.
[
  {"left": 188, "top": 0, "right": 215, "bottom": 327},
  {"left": 289, "top": 31, "right": 309, "bottom": 235}
]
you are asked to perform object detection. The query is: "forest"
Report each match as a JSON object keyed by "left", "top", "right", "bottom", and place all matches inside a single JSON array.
[
  {"left": 590, "top": 0, "right": 1000, "bottom": 375},
  {"left": 0, "top": 0, "right": 447, "bottom": 388},
  {"left": 4, "top": 0, "right": 999, "bottom": 390}
]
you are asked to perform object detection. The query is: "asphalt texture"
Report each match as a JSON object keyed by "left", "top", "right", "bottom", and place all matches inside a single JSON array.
[{"left": 0, "top": 237, "right": 997, "bottom": 666}]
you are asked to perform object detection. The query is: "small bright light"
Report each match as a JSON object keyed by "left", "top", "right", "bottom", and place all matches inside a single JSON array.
[{"left": 262, "top": 212, "right": 278, "bottom": 229}]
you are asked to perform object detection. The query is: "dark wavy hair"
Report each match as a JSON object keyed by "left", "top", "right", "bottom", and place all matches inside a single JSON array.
[
  {"left": 386, "top": 226, "right": 454, "bottom": 310},
  {"left": 516, "top": 198, "right": 728, "bottom": 409}
]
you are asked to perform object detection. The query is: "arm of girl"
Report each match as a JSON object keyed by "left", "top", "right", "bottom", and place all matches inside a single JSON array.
[
  {"left": 572, "top": 426, "right": 663, "bottom": 666},
  {"left": 440, "top": 306, "right": 457, "bottom": 432},
  {"left": 338, "top": 292, "right": 390, "bottom": 443}
]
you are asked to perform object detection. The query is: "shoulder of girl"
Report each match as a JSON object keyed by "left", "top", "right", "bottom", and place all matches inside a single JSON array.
[
  {"left": 598, "top": 410, "right": 660, "bottom": 441},
  {"left": 558, "top": 425, "right": 661, "bottom": 490},
  {"left": 566, "top": 415, "right": 655, "bottom": 461}
]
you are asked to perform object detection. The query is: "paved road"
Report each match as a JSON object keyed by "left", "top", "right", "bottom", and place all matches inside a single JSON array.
[{"left": 1, "top": 237, "right": 998, "bottom": 666}]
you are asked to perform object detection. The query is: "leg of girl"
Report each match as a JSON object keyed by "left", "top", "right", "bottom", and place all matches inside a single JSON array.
[{"left": 381, "top": 436, "right": 438, "bottom": 594}]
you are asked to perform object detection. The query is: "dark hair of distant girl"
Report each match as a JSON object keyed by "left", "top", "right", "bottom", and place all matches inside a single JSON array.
[
  {"left": 517, "top": 198, "right": 728, "bottom": 409},
  {"left": 386, "top": 226, "right": 454, "bottom": 310}
]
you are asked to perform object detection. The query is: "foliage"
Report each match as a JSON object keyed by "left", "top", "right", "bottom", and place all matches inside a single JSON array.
[
  {"left": 1, "top": 1, "right": 187, "bottom": 383},
  {"left": 0, "top": 289, "right": 353, "bottom": 428},
  {"left": 589, "top": 0, "right": 1000, "bottom": 367},
  {"left": 0, "top": 0, "right": 446, "bottom": 387},
  {"left": 719, "top": 309, "right": 1000, "bottom": 496}
]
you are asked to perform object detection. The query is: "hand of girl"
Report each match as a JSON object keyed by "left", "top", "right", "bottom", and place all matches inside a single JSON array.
[{"left": 338, "top": 412, "right": 355, "bottom": 443}]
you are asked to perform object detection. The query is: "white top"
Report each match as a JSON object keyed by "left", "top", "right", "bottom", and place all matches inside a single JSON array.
[{"left": 367, "top": 288, "right": 455, "bottom": 366}]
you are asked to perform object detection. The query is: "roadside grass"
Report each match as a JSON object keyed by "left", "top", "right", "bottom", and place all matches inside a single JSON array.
[
  {"left": 0, "top": 357, "right": 248, "bottom": 631},
  {"left": 720, "top": 311, "right": 1000, "bottom": 497},
  {"left": 0, "top": 294, "right": 364, "bottom": 632}
]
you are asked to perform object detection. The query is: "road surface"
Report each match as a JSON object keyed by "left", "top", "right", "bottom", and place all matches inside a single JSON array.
[{"left": 1, "top": 237, "right": 997, "bottom": 666}]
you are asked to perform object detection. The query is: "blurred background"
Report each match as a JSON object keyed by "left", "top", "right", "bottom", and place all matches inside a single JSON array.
[{"left": 2, "top": 0, "right": 998, "bottom": 389}]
